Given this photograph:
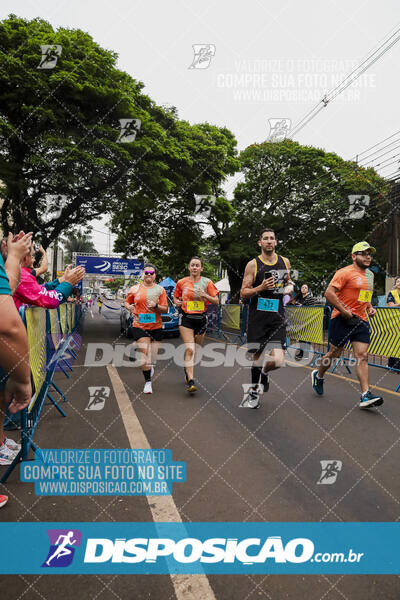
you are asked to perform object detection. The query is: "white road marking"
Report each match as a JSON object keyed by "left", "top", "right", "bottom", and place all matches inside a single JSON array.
[{"left": 107, "top": 365, "right": 216, "bottom": 600}]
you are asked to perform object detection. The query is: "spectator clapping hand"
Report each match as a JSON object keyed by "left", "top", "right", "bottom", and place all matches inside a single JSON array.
[
  {"left": 59, "top": 264, "right": 85, "bottom": 286},
  {"left": 7, "top": 231, "right": 33, "bottom": 262},
  {"left": 65, "top": 266, "right": 85, "bottom": 286},
  {"left": 58, "top": 264, "right": 72, "bottom": 282}
]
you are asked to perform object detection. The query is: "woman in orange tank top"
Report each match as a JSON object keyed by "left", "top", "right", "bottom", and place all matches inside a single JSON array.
[
  {"left": 174, "top": 256, "right": 219, "bottom": 394},
  {"left": 124, "top": 264, "right": 168, "bottom": 394}
]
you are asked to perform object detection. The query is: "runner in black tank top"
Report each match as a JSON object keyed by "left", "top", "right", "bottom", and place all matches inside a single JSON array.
[
  {"left": 247, "top": 254, "right": 289, "bottom": 341},
  {"left": 240, "top": 228, "right": 293, "bottom": 409}
]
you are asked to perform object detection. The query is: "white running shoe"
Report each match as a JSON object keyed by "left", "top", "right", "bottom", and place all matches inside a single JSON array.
[
  {"left": 0, "top": 442, "right": 18, "bottom": 465},
  {"left": 4, "top": 437, "right": 21, "bottom": 452},
  {"left": 143, "top": 381, "right": 153, "bottom": 394},
  {"left": 240, "top": 389, "right": 260, "bottom": 409}
]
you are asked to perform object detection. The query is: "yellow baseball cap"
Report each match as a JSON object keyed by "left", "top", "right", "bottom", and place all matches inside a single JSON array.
[{"left": 351, "top": 241, "right": 376, "bottom": 254}]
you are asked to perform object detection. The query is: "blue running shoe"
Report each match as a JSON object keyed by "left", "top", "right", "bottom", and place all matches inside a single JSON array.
[
  {"left": 359, "top": 390, "right": 383, "bottom": 409},
  {"left": 311, "top": 370, "right": 324, "bottom": 396}
]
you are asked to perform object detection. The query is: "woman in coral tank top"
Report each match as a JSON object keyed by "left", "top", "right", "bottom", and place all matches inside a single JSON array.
[
  {"left": 174, "top": 256, "right": 219, "bottom": 394},
  {"left": 125, "top": 264, "right": 168, "bottom": 394}
]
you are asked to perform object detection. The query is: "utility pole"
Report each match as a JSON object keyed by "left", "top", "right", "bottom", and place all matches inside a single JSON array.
[
  {"left": 52, "top": 239, "right": 58, "bottom": 280},
  {"left": 388, "top": 182, "right": 399, "bottom": 277}
]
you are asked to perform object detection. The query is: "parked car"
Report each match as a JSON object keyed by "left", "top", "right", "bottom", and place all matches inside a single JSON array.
[
  {"left": 120, "top": 296, "right": 179, "bottom": 338},
  {"left": 162, "top": 296, "right": 180, "bottom": 337}
]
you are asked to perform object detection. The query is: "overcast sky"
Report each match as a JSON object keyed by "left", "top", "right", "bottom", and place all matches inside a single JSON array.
[{"left": 3, "top": 0, "right": 400, "bottom": 254}]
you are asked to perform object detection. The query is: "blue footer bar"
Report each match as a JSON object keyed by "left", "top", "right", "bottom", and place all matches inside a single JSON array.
[{"left": 0, "top": 522, "right": 398, "bottom": 574}]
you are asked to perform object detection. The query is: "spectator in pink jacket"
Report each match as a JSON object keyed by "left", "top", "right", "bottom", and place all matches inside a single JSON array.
[
  {"left": 0, "top": 232, "right": 32, "bottom": 466},
  {"left": 12, "top": 244, "right": 85, "bottom": 310},
  {"left": 0, "top": 238, "right": 85, "bottom": 434}
]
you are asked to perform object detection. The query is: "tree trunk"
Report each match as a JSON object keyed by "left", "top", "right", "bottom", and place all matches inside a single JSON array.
[{"left": 227, "top": 266, "right": 243, "bottom": 303}]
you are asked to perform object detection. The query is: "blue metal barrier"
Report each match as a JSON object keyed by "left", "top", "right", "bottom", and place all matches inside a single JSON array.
[
  {"left": 1, "top": 304, "right": 84, "bottom": 483},
  {"left": 206, "top": 303, "right": 247, "bottom": 345}
]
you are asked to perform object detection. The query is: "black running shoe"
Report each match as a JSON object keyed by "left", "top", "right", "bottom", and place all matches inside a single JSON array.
[
  {"left": 359, "top": 390, "right": 383, "bottom": 409},
  {"left": 187, "top": 379, "right": 197, "bottom": 393}
]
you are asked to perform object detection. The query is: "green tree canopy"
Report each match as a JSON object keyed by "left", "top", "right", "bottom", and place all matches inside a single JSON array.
[
  {"left": 61, "top": 228, "right": 97, "bottom": 264},
  {"left": 0, "top": 15, "right": 197, "bottom": 247},
  {"left": 216, "top": 140, "right": 388, "bottom": 298},
  {"left": 111, "top": 121, "right": 240, "bottom": 277}
]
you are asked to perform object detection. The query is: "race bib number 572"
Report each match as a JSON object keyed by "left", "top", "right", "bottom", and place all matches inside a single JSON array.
[
  {"left": 257, "top": 298, "right": 279, "bottom": 312},
  {"left": 187, "top": 301, "right": 205, "bottom": 312}
]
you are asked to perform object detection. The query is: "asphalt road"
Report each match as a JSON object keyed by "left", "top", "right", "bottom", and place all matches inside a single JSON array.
[{"left": 1, "top": 305, "right": 399, "bottom": 599}]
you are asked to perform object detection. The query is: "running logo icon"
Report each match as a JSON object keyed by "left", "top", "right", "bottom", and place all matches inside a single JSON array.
[
  {"left": 42, "top": 529, "right": 82, "bottom": 567},
  {"left": 117, "top": 118, "right": 141, "bottom": 143},
  {"left": 44, "top": 194, "right": 67, "bottom": 221},
  {"left": 348, "top": 195, "right": 369, "bottom": 220},
  {"left": 317, "top": 460, "right": 342, "bottom": 485},
  {"left": 194, "top": 195, "right": 216, "bottom": 218},
  {"left": 268, "top": 119, "right": 291, "bottom": 142},
  {"left": 240, "top": 383, "right": 264, "bottom": 408},
  {"left": 188, "top": 44, "right": 216, "bottom": 69},
  {"left": 86, "top": 386, "right": 110, "bottom": 411},
  {"left": 37, "top": 45, "right": 62, "bottom": 69}
]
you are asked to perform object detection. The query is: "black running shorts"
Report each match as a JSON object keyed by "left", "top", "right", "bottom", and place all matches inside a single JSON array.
[
  {"left": 179, "top": 312, "right": 207, "bottom": 335},
  {"left": 329, "top": 315, "right": 370, "bottom": 348},
  {"left": 131, "top": 327, "right": 163, "bottom": 342},
  {"left": 246, "top": 320, "right": 287, "bottom": 352}
]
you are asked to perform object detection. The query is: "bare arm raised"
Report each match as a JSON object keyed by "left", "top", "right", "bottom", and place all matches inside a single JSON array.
[
  {"left": 240, "top": 260, "right": 274, "bottom": 299},
  {"left": 34, "top": 246, "right": 49, "bottom": 277}
]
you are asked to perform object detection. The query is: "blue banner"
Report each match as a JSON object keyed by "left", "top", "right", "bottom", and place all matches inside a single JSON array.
[
  {"left": 75, "top": 255, "right": 143, "bottom": 275},
  {"left": 0, "top": 523, "right": 398, "bottom": 574}
]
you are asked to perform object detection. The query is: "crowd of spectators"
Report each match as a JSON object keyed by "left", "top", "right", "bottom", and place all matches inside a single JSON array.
[
  {"left": 0, "top": 232, "right": 84, "bottom": 508},
  {"left": 386, "top": 276, "right": 400, "bottom": 369}
]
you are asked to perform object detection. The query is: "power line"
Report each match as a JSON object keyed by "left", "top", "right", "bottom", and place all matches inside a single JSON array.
[
  {"left": 361, "top": 147, "right": 400, "bottom": 169},
  {"left": 373, "top": 156, "right": 400, "bottom": 172},
  {"left": 328, "top": 21, "right": 400, "bottom": 101},
  {"left": 289, "top": 24, "right": 400, "bottom": 138},
  {"left": 357, "top": 136, "right": 400, "bottom": 164},
  {"left": 328, "top": 30, "right": 400, "bottom": 103},
  {"left": 386, "top": 171, "right": 400, "bottom": 180},
  {"left": 353, "top": 129, "right": 400, "bottom": 161}
]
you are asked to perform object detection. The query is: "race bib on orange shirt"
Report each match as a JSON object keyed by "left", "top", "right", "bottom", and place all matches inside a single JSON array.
[
  {"left": 187, "top": 300, "right": 205, "bottom": 312},
  {"left": 358, "top": 290, "right": 372, "bottom": 302},
  {"left": 138, "top": 313, "right": 156, "bottom": 324}
]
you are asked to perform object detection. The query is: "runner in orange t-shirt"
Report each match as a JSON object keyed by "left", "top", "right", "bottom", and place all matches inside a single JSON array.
[
  {"left": 174, "top": 256, "right": 219, "bottom": 393},
  {"left": 311, "top": 241, "right": 383, "bottom": 410},
  {"left": 124, "top": 264, "right": 168, "bottom": 394}
]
